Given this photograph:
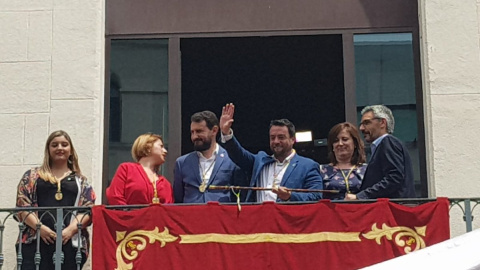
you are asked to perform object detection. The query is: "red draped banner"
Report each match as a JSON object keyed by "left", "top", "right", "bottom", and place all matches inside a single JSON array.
[{"left": 92, "top": 198, "right": 450, "bottom": 270}]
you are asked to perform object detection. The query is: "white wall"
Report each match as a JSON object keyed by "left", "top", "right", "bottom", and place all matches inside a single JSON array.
[
  {"left": 1, "top": 0, "right": 480, "bottom": 267},
  {"left": 419, "top": 0, "right": 480, "bottom": 236},
  {"left": 0, "top": 0, "right": 104, "bottom": 269}
]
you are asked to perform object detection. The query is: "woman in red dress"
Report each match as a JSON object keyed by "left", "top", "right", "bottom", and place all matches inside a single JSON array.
[{"left": 106, "top": 133, "right": 174, "bottom": 205}]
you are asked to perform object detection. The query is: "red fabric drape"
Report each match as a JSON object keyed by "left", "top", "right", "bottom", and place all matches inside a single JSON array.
[{"left": 92, "top": 198, "right": 450, "bottom": 270}]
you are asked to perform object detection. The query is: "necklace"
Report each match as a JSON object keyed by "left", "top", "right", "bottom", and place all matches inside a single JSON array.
[
  {"left": 199, "top": 155, "right": 217, "bottom": 193},
  {"left": 339, "top": 165, "right": 356, "bottom": 194},
  {"left": 142, "top": 166, "right": 160, "bottom": 204},
  {"left": 143, "top": 170, "right": 160, "bottom": 203},
  {"left": 272, "top": 160, "right": 290, "bottom": 188},
  {"left": 151, "top": 174, "right": 160, "bottom": 204},
  {"left": 271, "top": 149, "right": 295, "bottom": 188},
  {"left": 54, "top": 171, "right": 71, "bottom": 201}
]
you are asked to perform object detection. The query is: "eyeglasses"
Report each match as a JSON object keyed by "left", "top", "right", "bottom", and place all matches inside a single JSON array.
[{"left": 359, "top": 117, "right": 382, "bottom": 127}]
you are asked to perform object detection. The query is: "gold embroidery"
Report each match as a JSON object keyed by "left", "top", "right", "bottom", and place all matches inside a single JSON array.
[
  {"left": 180, "top": 232, "right": 361, "bottom": 244},
  {"left": 362, "top": 223, "right": 426, "bottom": 253},
  {"left": 113, "top": 223, "right": 428, "bottom": 269},
  {"left": 116, "top": 231, "right": 126, "bottom": 242},
  {"left": 115, "top": 227, "right": 178, "bottom": 270}
]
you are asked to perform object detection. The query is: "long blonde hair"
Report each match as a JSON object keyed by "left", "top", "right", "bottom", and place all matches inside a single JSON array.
[{"left": 38, "top": 130, "right": 81, "bottom": 183}]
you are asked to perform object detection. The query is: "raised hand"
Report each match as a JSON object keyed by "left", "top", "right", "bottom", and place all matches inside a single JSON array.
[{"left": 220, "top": 103, "right": 235, "bottom": 135}]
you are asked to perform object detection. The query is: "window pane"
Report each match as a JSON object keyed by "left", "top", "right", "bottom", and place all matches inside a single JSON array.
[
  {"left": 354, "top": 33, "right": 421, "bottom": 196},
  {"left": 108, "top": 39, "right": 169, "bottom": 181}
]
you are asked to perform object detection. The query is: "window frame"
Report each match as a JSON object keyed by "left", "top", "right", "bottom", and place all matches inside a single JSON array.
[{"left": 103, "top": 1, "right": 426, "bottom": 203}]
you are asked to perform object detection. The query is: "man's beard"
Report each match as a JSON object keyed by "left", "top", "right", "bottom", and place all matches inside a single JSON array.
[
  {"left": 193, "top": 138, "right": 212, "bottom": 152},
  {"left": 271, "top": 145, "right": 291, "bottom": 159}
]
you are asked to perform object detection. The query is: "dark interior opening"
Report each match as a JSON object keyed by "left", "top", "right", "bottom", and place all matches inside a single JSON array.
[{"left": 180, "top": 35, "right": 345, "bottom": 164}]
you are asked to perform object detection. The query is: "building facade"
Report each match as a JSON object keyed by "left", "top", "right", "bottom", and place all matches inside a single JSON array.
[{"left": 1, "top": 0, "right": 479, "bottom": 268}]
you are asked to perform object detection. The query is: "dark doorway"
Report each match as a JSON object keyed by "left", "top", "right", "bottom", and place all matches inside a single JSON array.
[{"left": 181, "top": 35, "right": 345, "bottom": 164}]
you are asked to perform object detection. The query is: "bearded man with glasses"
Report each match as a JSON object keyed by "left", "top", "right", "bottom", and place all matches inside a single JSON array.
[{"left": 345, "top": 105, "right": 416, "bottom": 200}]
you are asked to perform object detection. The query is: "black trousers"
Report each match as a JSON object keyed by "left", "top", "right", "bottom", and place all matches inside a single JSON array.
[{"left": 17, "top": 240, "right": 87, "bottom": 270}]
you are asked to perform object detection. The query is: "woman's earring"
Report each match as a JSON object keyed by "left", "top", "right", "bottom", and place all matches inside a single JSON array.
[{"left": 68, "top": 156, "right": 73, "bottom": 164}]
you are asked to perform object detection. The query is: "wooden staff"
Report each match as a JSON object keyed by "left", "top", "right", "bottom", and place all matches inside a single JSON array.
[{"left": 208, "top": 185, "right": 339, "bottom": 193}]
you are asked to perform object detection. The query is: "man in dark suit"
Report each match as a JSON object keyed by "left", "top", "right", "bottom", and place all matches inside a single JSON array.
[
  {"left": 346, "top": 105, "right": 415, "bottom": 200},
  {"left": 219, "top": 103, "right": 323, "bottom": 202},
  {"left": 173, "top": 111, "right": 247, "bottom": 203}
]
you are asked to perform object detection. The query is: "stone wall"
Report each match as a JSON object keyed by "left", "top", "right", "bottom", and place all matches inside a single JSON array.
[
  {"left": 419, "top": 0, "right": 480, "bottom": 236},
  {"left": 0, "top": 1, "right": 104, "bottom": 269}
]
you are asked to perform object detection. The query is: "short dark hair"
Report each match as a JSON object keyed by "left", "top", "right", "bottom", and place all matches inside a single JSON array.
[
  {"left": 191, "top": 111, "right": 219, "bottom": 130},
  {"left": 269, "top": 119, "right": 295, "bottom": 138}
]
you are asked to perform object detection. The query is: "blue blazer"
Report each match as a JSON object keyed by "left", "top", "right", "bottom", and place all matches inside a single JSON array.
[
  {"left": 357, "top": 135, "right": 416, "bottom": 199},
  {"left": 173, "top": 145, "right": 248, "bottom": 203},
  {"left": 221, "top": 136, "right": 323, "bottom": 202}
]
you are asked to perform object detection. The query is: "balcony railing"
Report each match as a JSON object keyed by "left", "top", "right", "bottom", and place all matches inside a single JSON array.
[{"left": 0, "top": 198, "right": 479, "bottom": 270}]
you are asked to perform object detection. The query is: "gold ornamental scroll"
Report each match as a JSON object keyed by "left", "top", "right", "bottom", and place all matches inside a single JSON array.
[
  {"left": 114, "top": 223, "right": 427, "bottom": 270},
  {"left": 362, "top": 223, "right": 426, "bottom": 253},
  {"left": 115, "top": 227, "right": 177, "bottom": 270}
]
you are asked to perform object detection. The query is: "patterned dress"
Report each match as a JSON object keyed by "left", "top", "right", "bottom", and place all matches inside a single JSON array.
[
  {"left": 319, "top": 164, "right": 367, "bottom": 200},
  {"left": 16, "top": 167, "right": 96, "bottom": 269}
]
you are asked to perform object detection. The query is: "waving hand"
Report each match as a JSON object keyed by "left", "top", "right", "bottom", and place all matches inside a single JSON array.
[{"left": 220, "top": 103, "right": 235, "bottom": 135}]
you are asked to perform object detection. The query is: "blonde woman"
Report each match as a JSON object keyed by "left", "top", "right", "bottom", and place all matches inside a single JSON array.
[
  {"left": 16, "top": 130, "right": 96, "bottom": 269},
  {"left": 106, "top": 133, "right": 173, "bottom": 205}
]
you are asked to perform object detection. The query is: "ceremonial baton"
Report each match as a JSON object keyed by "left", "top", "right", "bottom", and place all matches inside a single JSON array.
[{"left": 208, "top": 185, "right": 339, "bottom": 193}]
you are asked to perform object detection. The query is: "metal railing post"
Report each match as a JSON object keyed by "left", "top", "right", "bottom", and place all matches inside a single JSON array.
[
  {"left": 76, "top": 222, "right": 83, "bottom": 270},
  {"left": 0, "top": 222, "right": 4, "bottom": 270},
  {"left": 16, "top": 222, "right": 24, "bottom": 269},
  {"left": 463, "top": 199, "right": 473, "bottom": 232},
  {"left": 54, "top": 208, "right": 63, "bottom": 270}
]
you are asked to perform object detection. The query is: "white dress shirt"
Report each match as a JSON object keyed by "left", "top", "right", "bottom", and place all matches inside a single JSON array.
[{"left": 197, "top": 143, "right": 219, "bottom": 185}]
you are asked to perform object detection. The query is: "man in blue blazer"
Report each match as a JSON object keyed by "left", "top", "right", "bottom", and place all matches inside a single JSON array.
[
  {"left": 174, "top": 111, "right": 247, "bottom": 203},
  {"left": 346, "top": 105, "right": 416, "bottom": 200},
  {"left": 219, "top": 103, "right": 323, "bottom": 202}
]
